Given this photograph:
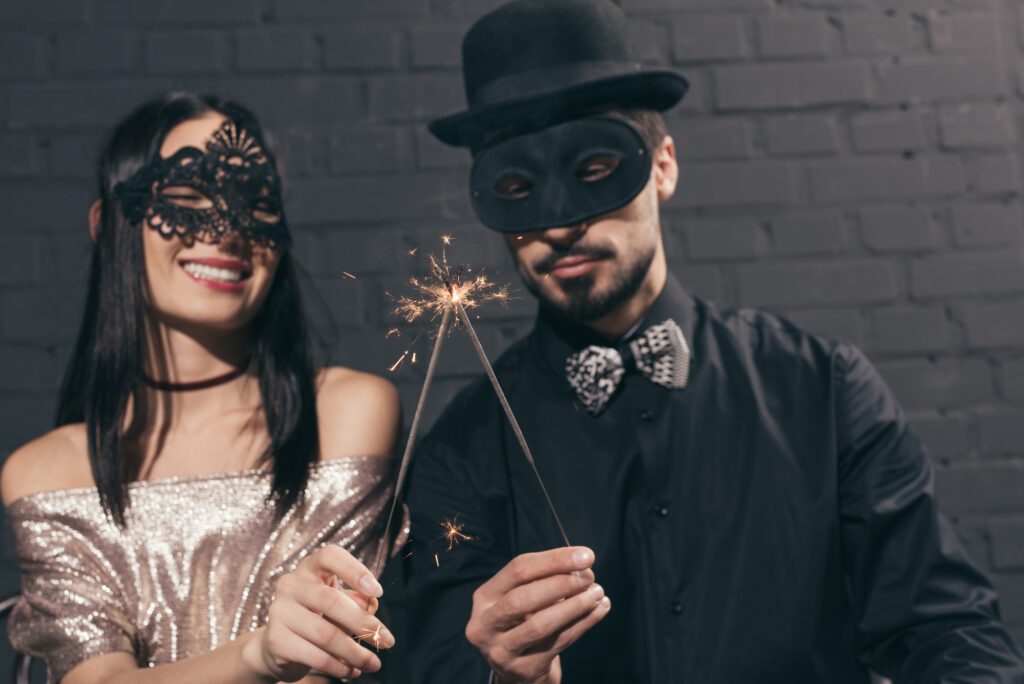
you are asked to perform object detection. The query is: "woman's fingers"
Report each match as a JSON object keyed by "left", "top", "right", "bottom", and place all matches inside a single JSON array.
[
  {"left": 268, "top": 599, "right": 387, "bottom": 672},
  {"left": 305, "top": 545, "right": 382, "bottom": 598},
  {"left": 287, "top": 579, "right": 394, "bottom": 647},
  {"left": 261, "top": 620, "right": 366, "bottom": 680}
]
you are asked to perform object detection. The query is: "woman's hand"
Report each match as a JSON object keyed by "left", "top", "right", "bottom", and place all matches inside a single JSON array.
[{"left": 242, "top": 545, "right": 395, "bottom": 682}]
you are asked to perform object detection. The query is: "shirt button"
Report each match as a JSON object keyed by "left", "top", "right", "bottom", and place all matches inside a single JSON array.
[
  {"left": 668, "top": 602, "right": 684, "bottom": 616},
  {"left": 639, "top": 409, "right": 654, "bottom": 421},
  {"left": 652, "top": 504, "right": 669, "bottom": 518}
]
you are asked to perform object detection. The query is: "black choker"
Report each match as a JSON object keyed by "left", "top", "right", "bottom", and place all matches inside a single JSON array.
[{"left": 142, "top": 358, "right": 250, "bottom": 392}]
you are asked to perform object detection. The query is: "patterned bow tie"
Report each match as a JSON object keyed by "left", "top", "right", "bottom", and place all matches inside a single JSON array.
[{"left": 565, "top": 319, "right": 691, "bottom": 415}]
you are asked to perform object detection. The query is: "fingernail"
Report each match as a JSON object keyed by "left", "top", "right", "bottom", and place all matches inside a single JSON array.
[
  {"left": 369, "top": 654, "right": 382, "bottom": 671},
  {"left": 600, "top": 596, "right": 611, "bottom": 610},
  {"left": 359, "top": 574, "right": 383, "bottom": 597},
  {"left": 380, "top": 627, "right": 395, "bottom": 647},
  {"left": 588, "top": 584, "right": 604, "bottom": 601},
  {"left": 572, "top": 548, "right": 593, "bottom": 567}
]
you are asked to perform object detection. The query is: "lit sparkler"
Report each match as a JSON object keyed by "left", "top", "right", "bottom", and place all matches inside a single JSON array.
[{"left": 374, "top": 238, "right": 569, "bottom": 577}]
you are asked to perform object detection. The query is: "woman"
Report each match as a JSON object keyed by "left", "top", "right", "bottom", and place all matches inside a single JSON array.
[{"left": 1, "top": 93, "right": 403, "bottom": 683}]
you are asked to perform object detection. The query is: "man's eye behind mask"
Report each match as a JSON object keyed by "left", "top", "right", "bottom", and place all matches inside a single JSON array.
[
  {"left": 469, "top": 116, "right": 651, "bottom": 234},
  {"left": 114, "top": 120, "right": 292, "bottom": 253}
]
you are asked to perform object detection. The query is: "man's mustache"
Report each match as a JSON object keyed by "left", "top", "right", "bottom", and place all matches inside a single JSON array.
[{"left": 533, "top": 244, "right": 616, "bottom": 273}]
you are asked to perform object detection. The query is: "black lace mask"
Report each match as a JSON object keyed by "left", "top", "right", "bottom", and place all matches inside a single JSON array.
[{"left": 114, "top": 120, "right": 291, "bottom": 252}]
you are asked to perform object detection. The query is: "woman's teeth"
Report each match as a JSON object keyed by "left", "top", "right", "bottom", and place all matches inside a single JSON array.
[{"left": 182, "top": 262, "right": 245, "bottom": 283}]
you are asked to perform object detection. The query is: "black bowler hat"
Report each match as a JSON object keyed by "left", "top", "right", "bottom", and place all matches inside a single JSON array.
[{"left": 429, "top": 0, "right": 688, "bottom": 148}]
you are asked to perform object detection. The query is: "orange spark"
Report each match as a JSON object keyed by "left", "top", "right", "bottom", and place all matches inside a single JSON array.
[
  {"left": 354, "top": 624, "right": 383, "bottom": 650},
  {"left": 434, "top": 554, "right": 440, "bottom": 567},
  {"left": 389, "top": 349, "right": 410, "bottom": 372},
  {"left": 342, "top": 271, "right": 357, "bottom": 279},
  {"left": 391, "top": 243, "right": 512, "bottom": 324},
  {"left": 385, "top": 328, "right": 400, "bottom": 339},
  {"left": 439, "top": 516, "right": 476, "bottom": 551},
  {"left": 411, "top": 352, "right": 418, "bottom": 363},
  {"left": 408, "top": 247, "right": 418, "bottom": 256},
  {"left": 441, "top": 234, "right": 453, "bottom": 245}
]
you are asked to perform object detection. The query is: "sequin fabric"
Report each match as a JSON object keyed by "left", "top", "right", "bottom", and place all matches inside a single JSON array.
[{"left": 5, "top": 456, "right": 407, "bottom": 683}]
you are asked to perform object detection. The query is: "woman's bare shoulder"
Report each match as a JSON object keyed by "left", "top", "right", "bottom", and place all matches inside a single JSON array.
[
  {"left": 1, "top": 424, "right": 94, "bottom": 505},
  {"left": 315, "top": 367, "right": 401, "bottom": 461}
]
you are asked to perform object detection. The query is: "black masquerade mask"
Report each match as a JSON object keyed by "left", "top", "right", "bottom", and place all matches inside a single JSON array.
[
  {"left": 114, "top": 120, "right": 290, "bottom": 252},
  {"left": 469, "top": 115, "right": 651, "bottom": 234}
]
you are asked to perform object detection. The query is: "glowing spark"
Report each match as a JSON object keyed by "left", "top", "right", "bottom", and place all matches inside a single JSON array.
[
  {"left": 434, "top": 554, "right": 440, "bottom": 567},
  {"left": 412, "top": 352, "right": 418, "bottom": 363},
  {"left": 386, "top": 328, "right": 400, "bottom": 339},
  {"left": 408, "top": 247, "right": 418, "bottom": 256},
  {"left": 389, "top": 349, "right": 410, "bottom": 372},
  {"left": 439, "top": 516, "right": 475, "bottom": 551},
  {"left": 342, "top": 271, "right": 357, "bottom": 279},
  {"left": 354, "top": 624, "right": 383, "bottom": 651},
  {"left": 441, "top": 234, "right": 453, "bottom": 245},
  {"left": 391, "top": 249, "right": 511, "bottom": 324}
]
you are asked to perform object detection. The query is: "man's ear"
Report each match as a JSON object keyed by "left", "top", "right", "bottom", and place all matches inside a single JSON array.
[
  {"left": 88, "top": 199, "right": 102, "bottom": 243},
  {"left": 652, "top": 135, "right": 678, "bottom": 204}
]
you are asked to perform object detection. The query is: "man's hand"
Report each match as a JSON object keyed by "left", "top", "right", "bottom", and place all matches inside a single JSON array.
[{"left": 465, "top": 546, "right": 611, "bottom": 684}]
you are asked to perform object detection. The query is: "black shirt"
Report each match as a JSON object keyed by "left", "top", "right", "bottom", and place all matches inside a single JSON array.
[{"left": 403, "top": 276, "right": 1024, "bottom": 683}]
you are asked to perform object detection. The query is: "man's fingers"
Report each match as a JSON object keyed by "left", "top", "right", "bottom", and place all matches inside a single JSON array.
[
  {"left": 502, "top": 583, "right": 608, "bottom": 654},
  {"left": 489, "top": 568, "right": 595, "bottom": 630},
  {"left": 484, "top": 547, "right": 595, "bottom": 597},
  {"left": 542, "top": 596, "right": 612, "bottom": 656}
]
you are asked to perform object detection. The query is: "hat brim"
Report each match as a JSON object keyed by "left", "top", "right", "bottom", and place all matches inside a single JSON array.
[{"left": 429, "top": 70, "right": 688, "bottom": 148}]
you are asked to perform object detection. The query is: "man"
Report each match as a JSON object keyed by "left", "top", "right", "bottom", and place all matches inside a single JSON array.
[{"left": 402, "top": 1, "right": 1024, "bottom": 682}]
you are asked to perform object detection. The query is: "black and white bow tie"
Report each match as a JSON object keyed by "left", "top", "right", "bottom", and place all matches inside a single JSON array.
[{"left": 565, "top": 319, "right": 691, "bottom": 415}]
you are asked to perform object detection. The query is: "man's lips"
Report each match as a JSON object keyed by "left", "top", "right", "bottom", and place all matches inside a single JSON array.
[{"left": 547, "top": 255, "right": 600, "bottom": 279}]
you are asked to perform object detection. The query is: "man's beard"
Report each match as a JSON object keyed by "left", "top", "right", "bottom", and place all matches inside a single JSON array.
[{"left": 523, "top": 241, "right": 656, "bottom": 323}]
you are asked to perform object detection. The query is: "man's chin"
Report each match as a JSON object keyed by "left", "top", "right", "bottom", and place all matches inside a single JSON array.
[{"left": 538, "top": 283, "right": 620, "bottom": 323}]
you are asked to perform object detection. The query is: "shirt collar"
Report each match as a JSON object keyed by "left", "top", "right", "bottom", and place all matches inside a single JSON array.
[{"left": 530, "top": 274, "right": 697, "bottom": 381}]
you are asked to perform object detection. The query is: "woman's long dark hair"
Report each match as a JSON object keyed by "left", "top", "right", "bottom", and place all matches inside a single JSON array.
[{"left": 56, "top": 92, "right": 319, "bottom": 526}]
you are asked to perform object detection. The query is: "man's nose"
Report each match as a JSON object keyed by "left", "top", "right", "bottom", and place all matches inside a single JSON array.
[{"left": 541, "top": 220, "right": 588, "bottom": 246}]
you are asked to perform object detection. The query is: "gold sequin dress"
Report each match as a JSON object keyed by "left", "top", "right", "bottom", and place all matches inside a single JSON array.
[{"left": 5, "top": 455, "right": 406, "bottom": 683}]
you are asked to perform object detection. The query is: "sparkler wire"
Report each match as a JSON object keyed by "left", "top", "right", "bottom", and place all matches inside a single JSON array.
[
  {"left": 454, "top": 300, "right": 572, "bottom": 548},
  {"left": 372, "top": 305, "right": 453, "bottom": 576}
]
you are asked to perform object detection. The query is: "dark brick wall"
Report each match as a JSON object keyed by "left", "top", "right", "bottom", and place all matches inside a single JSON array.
[{"left": 1, "top": 0, "right": 1024, "bottom": 679}]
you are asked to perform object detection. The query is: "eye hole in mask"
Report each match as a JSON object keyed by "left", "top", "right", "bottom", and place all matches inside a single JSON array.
[
  {"left": 493, "top": 174, "right": 534, "bottom": 200},
  {"left": 574, "top": 154, "right": 620, "bottom": 183},
  {"left": 159, "top": 185, "right": 213, "bottom": 210},
  {"left": 251, "top": 196, "right": 283, "bottom": 224}
]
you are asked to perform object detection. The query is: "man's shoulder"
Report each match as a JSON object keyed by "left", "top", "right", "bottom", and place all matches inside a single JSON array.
[{"left": 694, "top": 297, "right": 851, "bottom": 370}]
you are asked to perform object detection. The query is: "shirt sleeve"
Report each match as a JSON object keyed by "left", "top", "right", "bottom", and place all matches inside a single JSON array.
[
  {"left": 834, "top": 343, "right": 1024, "bottom": 681},
  {"left": 402, "top": 434, "right": 504, "bottom": 684},
  {"left": 7, "top": 511, "right": 137, "bottom": 683}
]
